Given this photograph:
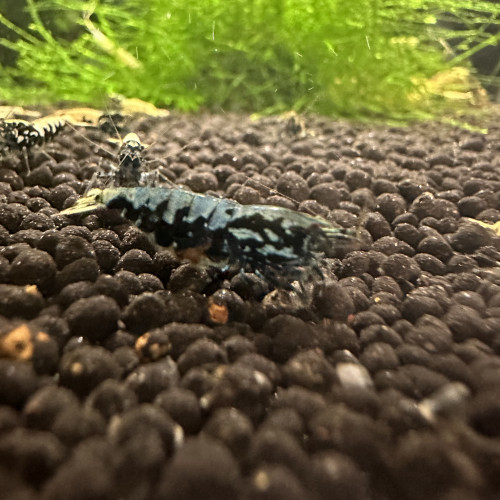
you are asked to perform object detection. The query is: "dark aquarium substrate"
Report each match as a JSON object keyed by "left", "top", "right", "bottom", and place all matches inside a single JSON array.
[{"left": 0, "top": 112, "right": 500, "bottom": 499}]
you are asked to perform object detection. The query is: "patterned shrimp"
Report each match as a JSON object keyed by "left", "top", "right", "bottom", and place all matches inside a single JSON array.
[
  {"left": 78, "top": 129, "right": 149, "bottom": 189},
  {"left": 0, "top": 115, "right": 66, "bottom": 155},
  {"left": 61, "top": 186, "right": 354, "bottom": 287},
  {"left": 114, "top": 132, "right": 147, "bottom": 187}
]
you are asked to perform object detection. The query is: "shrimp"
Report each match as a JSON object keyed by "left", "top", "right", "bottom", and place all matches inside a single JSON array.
[{"left": 61, "top": 186, "right": 354, "bottom": 287}]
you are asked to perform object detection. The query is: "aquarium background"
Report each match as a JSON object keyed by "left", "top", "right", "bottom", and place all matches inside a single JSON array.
[{"left": 0, "top": 0, "right": 499, "bottom": 121}]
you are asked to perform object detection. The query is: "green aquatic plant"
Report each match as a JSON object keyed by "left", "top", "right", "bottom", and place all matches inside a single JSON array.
[{"left": 0, "top": 0, "right": 499, "bottom": 120}]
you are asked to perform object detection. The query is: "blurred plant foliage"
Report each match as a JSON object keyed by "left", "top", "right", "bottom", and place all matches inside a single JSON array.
[{"left": 0, "top": 0, "right": 499, "bottom": 120}]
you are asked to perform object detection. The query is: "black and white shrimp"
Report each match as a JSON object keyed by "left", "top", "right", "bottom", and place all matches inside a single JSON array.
[
  {"left": 115, "top": 132, "right": 147, "bottom": 186},
  {"left": 0, "top": 115, "right": 66, "bottom": 155},
  {"left": 82, "top": 122, "right": 181, "bottom": 189},
  {"left": 61, "top": 186, "right": 354, "bottom": 287},
  {"left": 93, "top": 132, "right": 148, "bottom": 188}
]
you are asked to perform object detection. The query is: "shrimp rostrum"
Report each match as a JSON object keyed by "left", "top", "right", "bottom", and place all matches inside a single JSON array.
[{"left": 61, "top": 187, "right": 354, "bottom": 287}]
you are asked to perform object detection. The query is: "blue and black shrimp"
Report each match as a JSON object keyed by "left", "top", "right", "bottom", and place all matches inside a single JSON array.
[{"left": 61, "top": 187, "right": 354, "bottom": 288}]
